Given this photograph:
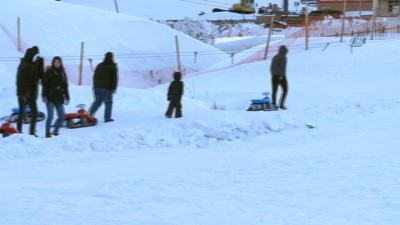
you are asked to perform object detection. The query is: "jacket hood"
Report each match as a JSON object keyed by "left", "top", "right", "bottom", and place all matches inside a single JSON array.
[
  {"left": 103, "top": 52, "right": 115, "bottom": 64},
  {"left": 173, "top": 71, "right": 181, "bottom": 81},
  {"left": 31, "top": 46, "right": 39, "bottom": 55},
  {"left": 278, "top": 45, "right": 288, "bottom": 55},
  {"left": 22, "top": 48, "right": 36, "bottom": 63}
]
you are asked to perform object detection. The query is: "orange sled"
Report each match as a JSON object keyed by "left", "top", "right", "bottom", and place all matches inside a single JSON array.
[{"left": 64, "top": 104, "right": 98, "bottom": 129}]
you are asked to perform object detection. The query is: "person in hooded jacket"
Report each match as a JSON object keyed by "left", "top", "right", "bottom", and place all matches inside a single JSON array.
[
  {"left": 31, "top": 46, "right": 45, "bottom": 83},
  {"left": 270, "top": 45, "right": 289, "bottom": 110},
  {"left": 88, "top": 52, "right": 118, "bottom": 122},
  {"left": 165, "top": 71, "right": 184, "bottom": 118},
  {"left": 15, "top": 47, "right": 39, "bottom": 136},
  {"left": 42, "top": 56, "right": 70, "bottom": 138}
]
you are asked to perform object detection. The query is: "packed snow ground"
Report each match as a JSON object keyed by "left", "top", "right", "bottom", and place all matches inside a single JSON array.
[{"left": 1, "top": 1, "right": 400, "bottom": 225}]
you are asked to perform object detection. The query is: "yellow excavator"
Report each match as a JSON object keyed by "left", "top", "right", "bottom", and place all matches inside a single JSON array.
[{"left": 212, "top": 0, "right": 255, "bottom": 14}]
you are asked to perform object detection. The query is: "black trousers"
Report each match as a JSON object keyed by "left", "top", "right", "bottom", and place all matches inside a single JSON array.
[
  {"left": 165, "top": 97, "right": 182, "bottom": 118},
  {"left": 271, "top": 75, "right": 288, "bottom": 108},
  {"left": 17, "top": 95, "right": 38, "bottom": 134}
]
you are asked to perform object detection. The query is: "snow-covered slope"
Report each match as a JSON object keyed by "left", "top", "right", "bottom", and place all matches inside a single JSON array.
[{"left": 0, "top": 0, "right": 228, "bottom": 88}]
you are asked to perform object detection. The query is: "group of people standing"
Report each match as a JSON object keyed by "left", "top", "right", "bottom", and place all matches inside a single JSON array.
[
  {"left": 16, "top": 46, "right": 118, "bottom": 138},
  {"left": 163, "top": 45, "right": 289, "bottom": 117},
  {"left": 14, "top": 44, "right": 289, "bottom": 138}
]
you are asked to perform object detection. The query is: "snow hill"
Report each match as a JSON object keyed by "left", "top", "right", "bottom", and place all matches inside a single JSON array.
[
  {"left": 0, "top": 0, "right": 229, "bottom": 88},
  {"left": 1, "top": 1, "right": 400, "bottom": 225}
]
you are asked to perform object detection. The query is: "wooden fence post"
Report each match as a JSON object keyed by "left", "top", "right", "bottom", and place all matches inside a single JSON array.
[
  {"left": 78, "top": 42, "right": 85, "bottom": 86},
  {"left": 17, "top": 17, "right": 21, "bottom": 52},
  {"left": 305, "top": 3, "right": 309, "bottom": 50},
  {"left": 371, "top": 9, "right": 377, "bottom": 40},
  {"left": 340, "top": 0, "right": 347, "bottom": 42},
  {"left": 175, "top": 35, "right": 182, "bottom": 73},
  {"left": 263, "top": 16, "right": 275, "bottom": 60}
]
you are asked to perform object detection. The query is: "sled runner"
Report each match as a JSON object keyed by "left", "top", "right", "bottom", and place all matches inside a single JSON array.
[
  {"left": 0, "top": 116, "right": 19, "bottom": 137},
  {"left": 65, "top": 104, "right": 97, "bottom": 129},
  {"left": 8, "top": 106, "right": 46, "bottom": 123},
  {"left": 247, "top": 92, "right": 278, "bottom": 111}
]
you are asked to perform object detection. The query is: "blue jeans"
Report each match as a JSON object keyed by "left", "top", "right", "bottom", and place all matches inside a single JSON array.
[
  {"left": 46, "top": 102, "right": 65, "bottom": 134},
  {"left": 89, "top": 89, "right": 113, "bottom": 121}
]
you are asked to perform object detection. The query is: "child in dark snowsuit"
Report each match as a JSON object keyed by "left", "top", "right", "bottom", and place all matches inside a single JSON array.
[{"left": 165, "top": 72, "right": 184, "bottom": 118}]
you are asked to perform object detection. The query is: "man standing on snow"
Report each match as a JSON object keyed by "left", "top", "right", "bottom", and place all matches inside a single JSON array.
[
  {"left": 15, "top": 47, "right": 40, "bottom": 135},
  {"left": 270, "top": 45, "right": 289, "bottom": 110},
  {"left": 88, "top": 52, "right": 118, "bottom": 123}
]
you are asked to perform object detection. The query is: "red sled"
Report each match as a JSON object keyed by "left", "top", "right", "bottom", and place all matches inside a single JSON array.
[
  {"left": 0, "top": 117, "right": 19, "bottom": 137},
  {"left": 65, "top": 104, "right": 97, "bottom": 129}
]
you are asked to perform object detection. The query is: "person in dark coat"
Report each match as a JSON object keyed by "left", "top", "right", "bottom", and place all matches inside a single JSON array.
[
  {"left": 88, "top": 52, "right": 118, "bottom": 122},
  {"left": 270, "top": 45, "right": 289, "bottom": 110},
  {"left": 32, "top": 46, "right": 45, "bottom": 83},
  {"left": 42, "top": 56, "right": 70, "bottom": 138},
  {"left": 15, "top": 47, "right": 40, "bottom": 135},
  {"left": 165, "top": 71, "right": 184, "bottom": 118}
]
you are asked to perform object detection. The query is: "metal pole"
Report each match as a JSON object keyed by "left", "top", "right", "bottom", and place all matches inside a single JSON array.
[
  {"left": 113, "top": 0, "right": 119, "bottom": 13},
  {"left": 340, "top": 0, "right": 347, "bottom": 42}
]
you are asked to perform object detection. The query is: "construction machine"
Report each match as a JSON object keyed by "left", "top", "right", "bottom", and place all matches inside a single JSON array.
[{"left": 213, "top": 0, "right": 255, "bottom": 14}]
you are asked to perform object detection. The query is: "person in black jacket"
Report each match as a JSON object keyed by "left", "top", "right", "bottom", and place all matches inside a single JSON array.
[
  {"left": 32, "top": 46, "right": 45, "bottom": 83},
  {"left": 165, "top": 71, "right": 184, "bottom": 118},
  {"left": 88, "top": 52, "right": 118, "bottom": 122},
  {"left": 42, "top": 56, "right": 70, "bottom": 138},
  {"left": 270, "top": 45, "right": 289, "bottom": 110},
  {"left": 15, "top": 47, "right": 39, "bottom": 135}
]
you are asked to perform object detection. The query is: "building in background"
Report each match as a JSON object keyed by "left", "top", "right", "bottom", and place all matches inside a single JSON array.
[{"left": 318, "top": 0, "right": 400, "bottom": 16}]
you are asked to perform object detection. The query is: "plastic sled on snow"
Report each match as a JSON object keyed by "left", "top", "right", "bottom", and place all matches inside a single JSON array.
[
  {"left": 8, "top": 105, "right": 46, "bottom": 124},
  {"left": 247, "top": 92, "right": 278, "bottom": 111},
  {"left": 0, "top": 116, "right": 19, "bottom": 137},
  {"left": 65, "top": 104, "right": 97, "bottom": 129}
]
